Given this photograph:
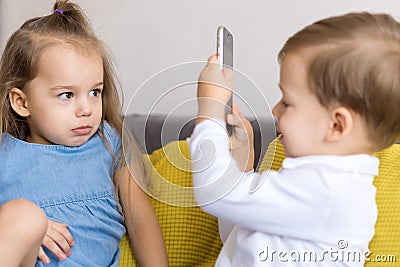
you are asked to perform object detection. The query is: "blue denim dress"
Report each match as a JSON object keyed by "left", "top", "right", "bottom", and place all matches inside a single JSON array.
[{"left": 0, "top": 122, "right": 126, "bottom": 266}]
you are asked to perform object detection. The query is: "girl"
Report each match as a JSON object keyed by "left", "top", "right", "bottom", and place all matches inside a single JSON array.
[{"left": 0, "top": 1, "right": 168, "bottom": 266}]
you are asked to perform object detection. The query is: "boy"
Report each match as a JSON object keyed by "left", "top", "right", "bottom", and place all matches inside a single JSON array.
[{"left": 189, "top": 12, "right": 400, "bottom": 266}]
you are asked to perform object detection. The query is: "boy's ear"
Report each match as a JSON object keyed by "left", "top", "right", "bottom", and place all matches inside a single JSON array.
[
  {"left": 325, "top": 106, "right": 353, "bottom": 142},
  {"left": 8, "top": 88, "right": 31, "bottom": 117}
]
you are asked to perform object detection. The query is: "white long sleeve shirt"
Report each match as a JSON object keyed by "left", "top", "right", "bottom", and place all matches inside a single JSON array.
[{"left": 188, "top": 119, "right": 378, "bottom": 267}]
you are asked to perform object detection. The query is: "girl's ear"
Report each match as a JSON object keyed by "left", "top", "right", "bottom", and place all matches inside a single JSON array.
[
  {"left": 9, "top": 88, "right": 31, "bottom": 117},
  {"left": 325, "top": 106, "right": 353, "bottom": 142}
]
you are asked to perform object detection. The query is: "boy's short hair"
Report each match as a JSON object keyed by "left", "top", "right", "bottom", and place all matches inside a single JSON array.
[{"left": 278, "top": 12, "right": 400, "bottom": 151}]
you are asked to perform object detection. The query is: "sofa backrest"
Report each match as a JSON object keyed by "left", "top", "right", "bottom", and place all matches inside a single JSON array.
[{"left": 124, "top": 114, "right": 277, "bottom": 170}]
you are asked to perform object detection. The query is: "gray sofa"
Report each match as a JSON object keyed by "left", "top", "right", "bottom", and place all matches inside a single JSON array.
[{"left": 123, "top": 113, "right": 277, "bottom": 169}]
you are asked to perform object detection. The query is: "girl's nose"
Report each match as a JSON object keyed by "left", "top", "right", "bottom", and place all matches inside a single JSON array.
[{"left": 75, "top": 97, "right": 92, "bottom": 117}]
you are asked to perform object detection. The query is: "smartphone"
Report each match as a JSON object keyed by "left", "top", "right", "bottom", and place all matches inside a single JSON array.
[{"left": 217, "top": 26, "right": 234, "bottom": 135}]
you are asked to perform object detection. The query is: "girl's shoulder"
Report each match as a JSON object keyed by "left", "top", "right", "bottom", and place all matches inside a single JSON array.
[
  {"left": 0, "top": 132, "right": 14, "bottom": 148},
  {"left": 101, "top": 121, "right": 121, "bottom": 154},
  {"left": 102, "top": 121, "right": 119, "bottom": 137}
]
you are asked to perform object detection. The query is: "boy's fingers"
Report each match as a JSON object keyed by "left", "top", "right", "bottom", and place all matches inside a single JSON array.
[
  {"left": 232, "top": 102, "right": 240, "bottom": 113},
  {"left": 226, "top": 114, "right": 235, "bottom": 126},
  {"left": 208, "top": 54, "right": 218, "bottom": 63},
  {"left": 227, "top": 113, "right": 246, "bottom": 131},
  {"left": 232, "top": 103, "right": 246, "bottom": 121},
  {"left": 222, "top": 65, "right": 234, "bottom": 79},
  {"left": 227, "top": 103, "right": 245, "bottom": 127}
]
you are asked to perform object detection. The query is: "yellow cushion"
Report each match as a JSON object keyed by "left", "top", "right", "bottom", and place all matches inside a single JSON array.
[
  {"left": 257, "top": 136, "right": 285, "bottom": 173},
  {"left": 119, "top": 234, "right": 135, "bottom": 265},
  {"left": 366, "top": 145, "right": 400, "bottom": 265},
  {"left": 119, "top": 140, "right": 222, "bottom": 266}
]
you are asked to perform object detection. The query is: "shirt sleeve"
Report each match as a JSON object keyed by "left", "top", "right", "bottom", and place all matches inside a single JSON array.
[{"left": 188, "top": 119, "right": 335, "bottom": 239}]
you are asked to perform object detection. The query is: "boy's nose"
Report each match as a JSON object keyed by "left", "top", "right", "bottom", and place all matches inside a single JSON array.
[{"left": 272, "top": 102, "right": 280, "bottom": 118}]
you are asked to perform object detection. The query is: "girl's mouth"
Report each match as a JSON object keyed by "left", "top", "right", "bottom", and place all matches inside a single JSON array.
[{"left": 72, "top": 126, "right": 92, "bottom": 135}]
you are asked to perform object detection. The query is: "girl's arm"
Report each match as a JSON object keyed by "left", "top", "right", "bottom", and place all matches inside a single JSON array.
[{"left": 115, "top": 165, "right": 169, "bottom": 267}]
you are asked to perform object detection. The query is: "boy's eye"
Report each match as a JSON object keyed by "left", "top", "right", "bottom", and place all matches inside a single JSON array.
[
  {"left": 89, "top": 89, "right": 102, "bottom": 97},
  {"left": 282, "top": 100, "right": 289, "bottom": 107},
  {"left": 58, "top": 92, "right": 73, "bottom": 100}
]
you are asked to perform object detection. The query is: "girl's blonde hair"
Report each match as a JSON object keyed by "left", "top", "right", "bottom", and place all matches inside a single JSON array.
[
  {"left": 0, "top": 1, "right": 146, "bottom": 191},
  {"left": 279, "top": 12, "right": 400, "bottom": 151}
]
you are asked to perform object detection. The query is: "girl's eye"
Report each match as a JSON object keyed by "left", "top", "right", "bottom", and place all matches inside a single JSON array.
[
  {"left": 58, "top": 92, "right": 73, "bottom": 100},
  {"left": 89, "top": 89, "right": 102, "bottom": 97},
  {"left": 282, "top": 100, "right": 289, "bottom": 107}
]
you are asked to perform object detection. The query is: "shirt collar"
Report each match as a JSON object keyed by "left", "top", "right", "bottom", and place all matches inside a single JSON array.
[{"left": 282, "top": 154, "right": 379, "bottom": 176}]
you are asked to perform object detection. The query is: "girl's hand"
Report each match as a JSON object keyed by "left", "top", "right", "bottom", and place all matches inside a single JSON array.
[
  {"left": 227, "top": 103, "right": 255, "bottom": 172},
  {"left": 38, "top": 220, "right": 74, "bottom": 264},
  {"left": 197, "top": 55, "right": 234, "bottom": 123}
]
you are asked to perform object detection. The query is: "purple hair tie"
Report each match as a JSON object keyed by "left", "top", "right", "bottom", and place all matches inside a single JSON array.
[{"left": 54, "top": 8, "right": 64, "bottom": 15}]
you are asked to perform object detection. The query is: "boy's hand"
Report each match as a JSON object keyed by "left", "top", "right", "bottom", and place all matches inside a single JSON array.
[
  {"left": 228, "top": 103, "right": 255, "bottom": 172},
  {"left": 197, "top": 55, "right": 234, "bottom": 124},
  {"left": 38, "top": 220, "right": 74, "bottom": 264}
]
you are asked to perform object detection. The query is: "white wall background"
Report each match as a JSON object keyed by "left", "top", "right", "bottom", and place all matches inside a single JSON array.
[{"left": 1, "top": 0, "right": 399, "bottom": 119}]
